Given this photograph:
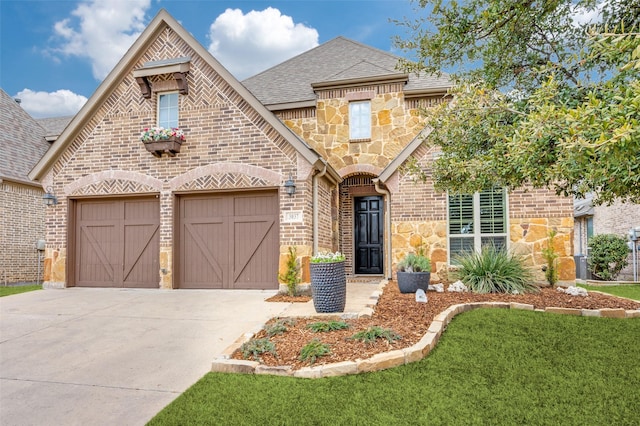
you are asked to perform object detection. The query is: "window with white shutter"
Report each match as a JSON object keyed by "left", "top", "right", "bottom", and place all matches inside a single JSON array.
[{"left": 448, "top": 188, "right": 507, "bottom": 263}]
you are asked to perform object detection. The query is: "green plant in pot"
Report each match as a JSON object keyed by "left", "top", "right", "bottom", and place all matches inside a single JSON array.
[{"left": 396, "top": 250, "right": 431, "bottom": 294}]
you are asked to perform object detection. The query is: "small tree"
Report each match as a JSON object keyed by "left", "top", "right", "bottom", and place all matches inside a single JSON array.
[
  {"left": 279, "top": 246, "right": 300, "bottom": 296},
  {"left": 541, "top": 230, "right": 559, "bottom": 288},
  {"left": 588, "top": 234, "right": 629, "bottom": 281}
]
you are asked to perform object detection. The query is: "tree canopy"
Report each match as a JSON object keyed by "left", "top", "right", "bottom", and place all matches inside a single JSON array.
[{"left": 396, "top": 0, "right": 640, "bottom": 204}]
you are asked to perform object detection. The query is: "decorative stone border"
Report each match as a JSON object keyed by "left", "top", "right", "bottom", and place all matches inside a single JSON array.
[{"left": 211, "top": 289, "right": 640, "bottom": 379}]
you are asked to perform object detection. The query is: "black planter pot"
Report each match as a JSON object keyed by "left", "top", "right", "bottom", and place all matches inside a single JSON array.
[
  {"left": 310, "top": 261, "right": 346, "bottom": 313},
  {"left": 397, "top": 271, "right": 431, "bottom": 293}
]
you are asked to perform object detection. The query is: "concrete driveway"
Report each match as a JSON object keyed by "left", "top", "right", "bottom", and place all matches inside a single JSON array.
[{"left": 0, "top": 288, "right": 288, "bottom": 425}]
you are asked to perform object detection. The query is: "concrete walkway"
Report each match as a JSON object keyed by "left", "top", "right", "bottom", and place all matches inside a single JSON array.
[
  {"left": 0, "top": 281, "right": 381, "bottom": 425},
  {"left": 0, "top": 288, "right": 289, "bottom": 425}
]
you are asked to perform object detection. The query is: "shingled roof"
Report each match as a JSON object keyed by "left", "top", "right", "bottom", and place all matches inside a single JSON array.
[
  {"left": 0, "top": 89, "right": 49, "bottom": 186},
  {"left": 37, "top": 116, "right": 73, "bottom": 139},
  {"left": 242, "top": 36, "right": 451, "bottom": 108}
]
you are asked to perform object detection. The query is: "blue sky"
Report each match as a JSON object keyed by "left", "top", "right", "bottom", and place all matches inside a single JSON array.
[{"left": 0, "top": 0, "right": 427, "bottom": 118}]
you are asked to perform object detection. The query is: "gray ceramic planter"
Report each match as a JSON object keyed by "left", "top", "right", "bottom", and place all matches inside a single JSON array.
[{"left": 397, "top": 271, "right": 431, "bottom": 293}]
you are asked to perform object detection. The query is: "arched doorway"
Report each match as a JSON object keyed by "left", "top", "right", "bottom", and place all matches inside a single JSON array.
[{"left": 339, "top": 174, "right": 384, "bottom": 276}]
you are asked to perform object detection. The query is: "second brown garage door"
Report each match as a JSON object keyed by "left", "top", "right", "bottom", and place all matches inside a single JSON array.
[{"left": 177, "top": 191, "right": 279, "bottom": 289}]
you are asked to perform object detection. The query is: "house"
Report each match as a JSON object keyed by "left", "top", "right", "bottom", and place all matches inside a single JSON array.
[
  {"left": 574, "top": 196, "right": 640, "bottom": 281},
  {"left": 0, "top": 89, "right": 72, "bottom": 285},
  {"left": 28, "top": 9, "right": 575, "bottom": 290},
  {"left": 0, "top": 90, "right": 49, "bottom": 284}
]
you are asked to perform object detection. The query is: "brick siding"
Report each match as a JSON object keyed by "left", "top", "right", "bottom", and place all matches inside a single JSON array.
[{"left": 0, "top": 181, "right": 45, "bottom": 283}]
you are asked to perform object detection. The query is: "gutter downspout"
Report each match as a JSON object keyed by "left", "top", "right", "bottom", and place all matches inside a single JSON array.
[
  {"left": 373, "top": 178, "right": 392, "bottom": 280},
  {"left": 312, "top": 162, "right": 328, "bottom": 256}
]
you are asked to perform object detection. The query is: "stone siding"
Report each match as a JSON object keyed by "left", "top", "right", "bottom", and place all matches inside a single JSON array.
[
  {"left": 0, "top": 181, "right": 45, "bottom": 284},
  {"left": 282, "top": 88, "right": 435, "bottom": 172}
]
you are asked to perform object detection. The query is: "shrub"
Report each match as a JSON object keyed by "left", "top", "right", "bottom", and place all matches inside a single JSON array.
[
  {"left": 397, "top": 253, "right": 431, "bottom": 272},
  {"left": 541, "top": 230, "right": 559, "bottom": 287},
  {"left": 306, "top": 320, "right": 349, "bottom": 332},
  {"left": 240, "top": 338, "right": 276, "bottom": 362},
  {"left": 349, "top": 326, "right": 402, "bottom": 345},
  {"left": 264, "top": 319, "right": 295, "bottom": 337},
  {"left": 454, "top": 245, "right": 538, "bottom": 294},
  {"left": 311, "top": 251, "right": 346, "bottom": 263},
  {"left": 299, "top": 339, "right": 331, "bottom": 365},
  {"left": 278, "top": 246, "right": 300, "bottom": 296},
  {"left": 588, "top": 234, "right": 629, "bottom": 281}
]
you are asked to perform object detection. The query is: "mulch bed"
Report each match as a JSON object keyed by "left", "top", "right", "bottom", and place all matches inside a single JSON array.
[
  {"left": 233, "top": 283, "right": 640, "bottom": 370},
  {"left": 265, "top": 294, "right": 311, "bottom": 303}
]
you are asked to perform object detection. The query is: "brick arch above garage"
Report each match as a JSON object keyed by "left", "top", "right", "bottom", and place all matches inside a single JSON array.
[
  {"left": 169, "top": 163, "right": 283, "bottom": 190},
  {"left": 66, "top": 170, "right": 163, "bottom": 196}
]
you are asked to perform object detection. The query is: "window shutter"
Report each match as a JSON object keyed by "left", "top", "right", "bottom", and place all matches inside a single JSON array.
[
  {"left": 479, "top": 187, "right": 505, "bottom": 234},
  {"left": 448, "top": 194, "right": 474, "bottom": 234}
]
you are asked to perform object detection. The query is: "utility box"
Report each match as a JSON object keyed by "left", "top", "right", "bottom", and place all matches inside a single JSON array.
[
  {"left": 574, "top": 255, "right": 592, "bottom": 280},
  {"left": 36, "top": 239, "right": 46, "bottom": 251}
]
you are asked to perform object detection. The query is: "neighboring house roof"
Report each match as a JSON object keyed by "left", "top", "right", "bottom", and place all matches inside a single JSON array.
[
  {"left": 242, "top": 36, "right": 451, "bottom": 109},
  {"left": 37, "top": 116, "right": 74, "bottom": 140},
  {"left": 0, "top": 88, "right": 49, "bottom": 186},
  {"left": 29, "top": 9, "right": 340, "bottom": 183}
]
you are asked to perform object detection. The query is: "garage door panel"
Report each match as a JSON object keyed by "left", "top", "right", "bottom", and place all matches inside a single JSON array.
[
  {"left": 77, "top": 224, "right": 118, "bottom": 286},
  {"left": 182, "top": 222, "right": 225, "bottom": 288},
  {"left": 233, "top": 217, "right": 276, "bottom": 287},
  {"left": 178, "top": 191, "right": 278, "bottom": 289},
  {"left": 75, "top": 198, "right": 159, "bottom": 288},
  {"left": 123, "top": 223, "right": 159, "bottom": 288}
]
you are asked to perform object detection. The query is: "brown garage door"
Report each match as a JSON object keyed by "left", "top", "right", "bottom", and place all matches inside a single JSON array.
[
  {"left": 177, "top": 191, "right": 278, "bottom": 289},
  {"left": 74, "top": 197, "right": 159, "bottom": 288}
]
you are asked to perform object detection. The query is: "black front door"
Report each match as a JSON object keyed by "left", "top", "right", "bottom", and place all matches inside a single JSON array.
[{"left": 354, "top": 196, "right": 383, "bottom": 274}]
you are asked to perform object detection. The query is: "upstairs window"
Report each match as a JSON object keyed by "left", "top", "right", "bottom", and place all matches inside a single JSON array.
[
  {"left": 349, "top": 100, "right": 371, "bottom": 140},
  {"left": 448, "top": 187, "right": 507, "bottom": 262},
  {"left": 158, "top": 92, "right": 179, "bottom": 129}
]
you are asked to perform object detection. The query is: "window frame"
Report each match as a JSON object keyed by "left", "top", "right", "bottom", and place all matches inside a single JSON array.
[
  {"left": 157, "top": 91, "right": 179, "bottom": 129},
  {"left": 447, "top": 188, "right": 509, "bottom": 264},
  {"left": 349, "top": 100, "right": 371, "bottom": 140}
]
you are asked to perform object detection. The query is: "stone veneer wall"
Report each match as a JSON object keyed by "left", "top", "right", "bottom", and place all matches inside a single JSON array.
[
  {"left": 0, "top": 181, "right": 45, "bottom": 284},
  {"left": 42, "top": 26, "right": 315, "bottom": 289},
  {"left": 281, "top": 88, "right": 434, "bottom": 172}
]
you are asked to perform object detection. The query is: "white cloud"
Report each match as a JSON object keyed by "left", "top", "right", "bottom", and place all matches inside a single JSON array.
[
  {"left": 572, "top": 2, "right": 605, "bottom": 27},
  {"left": 15, "top": 89, "right": 87, "bottom": 118},
  {"left": 51, "top": 0, "right": 151, "bottom": 80},
  {"left": 208, "top": 7, "right": 319, "bottom": 79}
]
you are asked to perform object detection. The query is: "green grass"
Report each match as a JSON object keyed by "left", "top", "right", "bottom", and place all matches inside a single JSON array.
[
  {"left": 578, "top": 284, "right": 640, "bottom": 301},
  {"left": 149, "top": 309, "right": 640, "bottom": 425},
  {"left": 0, "top": 285, "right": 41, "bottom": 297}
]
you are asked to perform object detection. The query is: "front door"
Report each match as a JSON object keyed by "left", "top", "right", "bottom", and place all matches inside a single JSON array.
[{"left": 354, "top": 196, "right": 383, "bottom": 274}]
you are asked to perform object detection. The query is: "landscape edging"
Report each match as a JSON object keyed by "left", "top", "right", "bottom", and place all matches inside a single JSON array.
[{"left": 211, "top": 290, "right": 640, "bottom": 378}]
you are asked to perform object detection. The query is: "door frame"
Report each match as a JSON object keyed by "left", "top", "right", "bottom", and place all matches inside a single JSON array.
[{"left": 352, "top": 195, "right": 384, "bottom": 275}]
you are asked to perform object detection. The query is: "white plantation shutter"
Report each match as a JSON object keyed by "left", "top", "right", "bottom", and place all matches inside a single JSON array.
[
  {"left": 448, "top": 188, "right": 508, "bottom": 262},
  {"left": 479, "top": 187, "right": 505, "bottom": 234}
]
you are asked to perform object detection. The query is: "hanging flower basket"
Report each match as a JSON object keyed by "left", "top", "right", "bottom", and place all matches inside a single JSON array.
[
  {"left": 140, "top": 127, "right": 185, "bottom": 158},
  {"left": 310, "top": 252, "right": 346, "bottom": 313}
]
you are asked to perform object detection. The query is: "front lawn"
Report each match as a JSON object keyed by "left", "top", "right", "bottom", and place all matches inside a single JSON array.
[
  {"left": 0, "top": 285, "right": 41, "bottom": 297},
  {"left": 578, "top": 284, "right": 640, "bottom": 301},
  {"left": 149, "top": 309, "right": 640, "bottom": 425}
]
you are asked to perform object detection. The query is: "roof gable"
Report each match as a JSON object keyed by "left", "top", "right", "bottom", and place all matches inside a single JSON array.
[
  {"left": 29, "top": 9, "right": 332, "bottom": 182},
  {"left": 0, "top": 89, "right": 48, "bottom": 185},
  {"left": 242, "top": 36, "right": 451, "bottom": 108}
]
